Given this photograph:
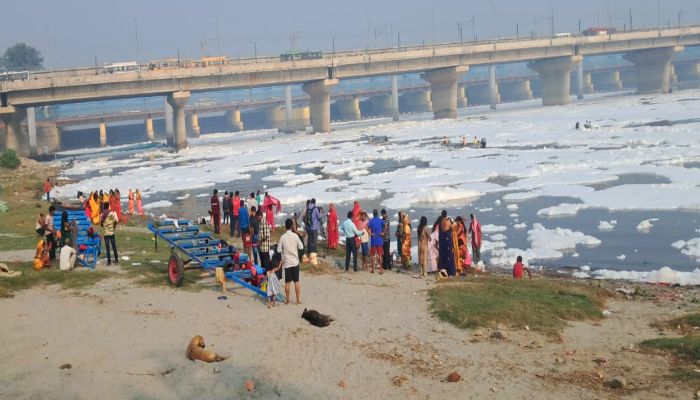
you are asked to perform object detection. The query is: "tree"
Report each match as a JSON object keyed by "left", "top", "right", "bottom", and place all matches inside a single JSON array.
[{"left": 1, "top": 43, "right": 43, "bottom": 71}]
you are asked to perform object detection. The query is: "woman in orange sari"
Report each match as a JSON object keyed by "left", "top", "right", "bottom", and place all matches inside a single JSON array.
[
  {"left": 136, "top": 189, "right": 144, "bottom": 216},
  {"left": 401, "top": 213, "right": 412, "bottom": 269},
  {"left": 89, "top": 192, "right": 101, "bottom": 225},
  {"left": 33, "top": 239, "right": 51, "bottom": 270},
  {"left": 327, "top": 203, "right": 339, "bottom": 249},
  {"left": 128, "top": 189, "right": 135, "bottom": 215},
  {"left": 453, "top": 217, "right": 467, "bottom": 274},
  {"left": 451, "top": 220, "right": 463, "bottom": 275}
]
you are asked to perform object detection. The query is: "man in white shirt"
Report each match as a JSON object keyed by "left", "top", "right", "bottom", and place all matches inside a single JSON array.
[
  {"left": 59, "top": 238, "right": 77, "bottom": 271},
  {"left": 278, "top": 218, "right": 304, "bottom": 305}
]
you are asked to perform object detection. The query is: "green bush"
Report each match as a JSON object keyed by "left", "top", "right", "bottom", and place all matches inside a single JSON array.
[{"left": 0, "top": 149, "right": 21, "bottom": 169}]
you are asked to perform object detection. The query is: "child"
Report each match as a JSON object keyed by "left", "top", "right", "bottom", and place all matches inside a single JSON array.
[
  {"left": 513, "top": 256, "right": 532, "bottom": 279},
  {"left": 266, "top": 261, "right": 282, "bottom": 308}
]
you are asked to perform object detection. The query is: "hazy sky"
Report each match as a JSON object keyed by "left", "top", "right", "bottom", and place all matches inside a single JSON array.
[{"left": 1, "top": 0, "right": 698, "bottom": 69}]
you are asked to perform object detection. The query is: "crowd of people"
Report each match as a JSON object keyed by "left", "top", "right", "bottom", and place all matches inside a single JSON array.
[
  {"left": 33, "top": 183, "right": 146, "bottom": 271},
  {"left": 208, "top": 187, "right": 495, "bottom": 284}
]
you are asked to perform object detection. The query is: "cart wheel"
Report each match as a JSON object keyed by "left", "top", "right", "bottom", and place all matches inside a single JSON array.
[{"left": 168, "top": 253, "right": 185, "bottom": 287}]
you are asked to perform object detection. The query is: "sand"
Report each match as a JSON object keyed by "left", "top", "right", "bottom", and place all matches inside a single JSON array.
[{"left": 0, "top": 269, "right": 696, "bottom": 399}]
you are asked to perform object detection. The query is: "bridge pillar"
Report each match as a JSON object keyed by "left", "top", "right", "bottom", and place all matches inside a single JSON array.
[
  {"left": 27, "top": 107, "right": 38, "bottom": 156},
  {"left": 145, "top": 114, "right": 155, "bottom": 141},
  {"left": 187, "top": 112, "right": 201, "bottom": 138},
  {"left": 623, "top": 47, "right": 681, "bottom": 94},
  {"left": 575, "top": 60, "right": 584, "bottom": 99},
  {"left": 265, "top": 106, "right": 286, "bottom": 131},
  {"left": 99, "top": 121, "right": 107, "bottom": 147},
  {"left": 669, "top": 64, "right": 677, "bottom": 86},
  {"left": 284, "top": 86, "right": 294, "bottom": 129},
  {"left": 527, "top": 56, "right": 580, "bottom": 106},
  {"left": 333, "top": 98, "right": 361, "bottom": 121},
  {"left": 37, "top": 123, "right": 61, "bottom": 154},
  {"left": 302, "top": 79, "right": 338, "bottom": 133},
  {"left": 0, "top": 106, "right": 29, "bottom": 156},
  {"left": 399, "top": 90, "right": 432, "bottom": 113},
  {"left": 499, "top": 80, "right": 533, "bottom": 102},
  {"left": 591, "top": 70, "right": 623, "bottom": 92},
  {"left": 224, "top": 108, "right": 244, "bottom": 131},
  {"left": 286, "top": 106, "right": 310, "bottom": 132},
  {"left": 167, "top": 91, "right": 191, "bottom": 151},
  {"left": 675, "top": 61, "right": 700, "bottom": 88},
  {"left": 465, "top": 84, "right": 498, "bottom": 106},
  {"left": 367, "top": 95, "right": 393, "bottom": 117},
  {"left": 488, "top": 65, "right": 498, "bottom": 110},
  {"left": 164, "top": 99, "right": 174, "bottom": 146},
  {"left": 421, "top": 66, "right": 468, "bottom": 119},
  {"left": 391, "top": 75, "right": 400, "bottom": 121},
  {"left": 456, "top": 86, "right": 468, "bottom": 108}
]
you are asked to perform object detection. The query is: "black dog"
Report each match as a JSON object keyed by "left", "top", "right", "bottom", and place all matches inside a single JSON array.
[{"left": 301, "top": 308, "right": 334, "bottom": 327}]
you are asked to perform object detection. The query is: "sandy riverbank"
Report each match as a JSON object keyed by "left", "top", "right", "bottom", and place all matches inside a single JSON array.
[{"left": 0, "top": 267, "right": 697, "bottom": 399}]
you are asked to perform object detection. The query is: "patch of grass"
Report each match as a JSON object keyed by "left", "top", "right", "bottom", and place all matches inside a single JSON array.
[
  {"left": 652, "top": 313, "right": 700, "bottom": 333},
  {"left": 669, "top": 367, "right": 700, "bottom": 383},
  {"left": 428, "top": 277, "right": 609, "bottom": 335},
  {"left": 0, "top": 262, "right": 112, "bottom": 298},
  {"left": 0, "top": 160, "right": 57, "bottom": 251},
  {"left": 641, "top": 336, "right": 700, "bottom": 362}
]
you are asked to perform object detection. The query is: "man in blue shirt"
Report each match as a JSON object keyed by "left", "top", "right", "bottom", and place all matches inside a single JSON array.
[
  {"left": 238, "top": 200, "right": 250, "bottom": 234},
  {"left": 340, "top": 210, "right": 362, "bottom": 272},
  {"left": 367, "top": 209, "right": 385, "bottom": 274}
]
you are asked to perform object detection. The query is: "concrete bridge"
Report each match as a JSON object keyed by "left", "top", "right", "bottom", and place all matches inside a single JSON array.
[{"left": 2, "top": 25, "right": 700, "bottom": 155}]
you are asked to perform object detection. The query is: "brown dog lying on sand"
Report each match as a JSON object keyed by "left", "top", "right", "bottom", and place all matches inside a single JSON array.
[{"left": 186, "top": 335, "right": 228, "bottom": 363}]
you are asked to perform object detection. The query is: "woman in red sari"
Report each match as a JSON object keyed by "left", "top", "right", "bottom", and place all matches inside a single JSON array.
[{"left": 327, "top": 203, "right": 339, "bottom": 249}]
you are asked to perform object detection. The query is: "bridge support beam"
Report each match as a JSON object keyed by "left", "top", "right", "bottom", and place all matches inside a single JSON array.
[
  {"left": 187, "top": 112, "right": 200, "bottom": 138},
  {"left": 623, "top": 47, "right": 681, "bottom": 94},
  {"left": 145, "top": 114, "right": 155, "bottom": 141},
  {"left": 0, "top": 106, "right": 29, "bottom": 156},
  {"left": 99, "top": 121, "right": 107, "bottom": 147},
  {"left": 302, "top": 79, "right": 337, "bottom": 133},
  {"left": 489, "top": 65, "right": 498, "bottom": 110},
  {"left": 527, "top": 56, "right": 580, "bottom": 106},
  {"left": 591, "top": 70, "right": 623, "bottom": 92},
  {"left": 333, "top": 98, "right": 361, "bottom": 121},
  {"left": 167, "top": 91, "right": 191, "bottom": 151},
  {"left": 224, "top": 108, "right": 244, "bottom": 131},
  {"left": 421, "top": 66, "right": 468, "bottom": 119},
  {"left": 391, "top": 75, "right": 400, "bottom": 121}
]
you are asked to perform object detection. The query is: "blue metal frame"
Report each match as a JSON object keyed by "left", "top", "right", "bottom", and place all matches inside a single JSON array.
[{"left": 148, "top": 221, "right": 280, "bottom": 301}]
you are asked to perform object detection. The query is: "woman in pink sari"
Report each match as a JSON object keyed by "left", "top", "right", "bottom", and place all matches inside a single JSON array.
[{"left": 261, "top": 193, "right": 282, "bottom": 231}]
